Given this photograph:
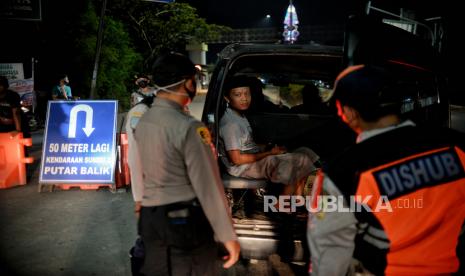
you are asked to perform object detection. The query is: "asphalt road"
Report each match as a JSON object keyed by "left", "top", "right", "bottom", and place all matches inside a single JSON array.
[
  {"left": 0, "top": 129, "right": 136, "bottom": 276},
  {"left": 1, "top": 129, "right": 306, "bottom": 276},
  {"left": 1, "top": 99, "right": 463, "bottom": 276},
  {"left": 0, "top": 94, "right": 306, "bottom": 276}
]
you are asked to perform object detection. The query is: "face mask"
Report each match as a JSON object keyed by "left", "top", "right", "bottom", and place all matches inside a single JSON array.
[
  {"left": 154, "top": 79, "right": 196, "bottom": 100},
  {"left": 184, "top": 80, "right": 197, "bottom": 100},
  {"left": 137, "top": 80, "right": 148, "bottom": 88}
]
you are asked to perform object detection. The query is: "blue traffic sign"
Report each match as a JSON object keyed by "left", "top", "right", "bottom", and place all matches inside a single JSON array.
[{"left": 39, "top": 100, "right": 118, "bottom": 183}]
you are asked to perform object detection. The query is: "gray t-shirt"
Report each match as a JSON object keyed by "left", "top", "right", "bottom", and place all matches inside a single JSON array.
[{"left": 219, "top": 108, "right": 260, "bottom": 176}]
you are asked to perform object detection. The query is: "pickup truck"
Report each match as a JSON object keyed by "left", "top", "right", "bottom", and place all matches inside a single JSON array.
[{"left": 201, "top": 15, "right": 449, "bottom": 262}]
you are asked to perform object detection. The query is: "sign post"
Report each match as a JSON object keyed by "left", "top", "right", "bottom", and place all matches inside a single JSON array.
[{"left": 39, "top": 101, "right": 118, "bottom": 188}]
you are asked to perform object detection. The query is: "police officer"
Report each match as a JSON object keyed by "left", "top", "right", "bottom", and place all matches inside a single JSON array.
[
  {"left": 126, "top": 88, "right": 154, "bottom": 212},
  {"left": 307, "top": 65, "right": 465, "bottom": 275},
  {"left": 125, "top": 86, "right": 154, "bottom": 275},
  {"left": 131, "top": 74, "right": 155, "bottom": 107},
  {"left": 135, "top": 53, "right": 240, "bottom": 276}
]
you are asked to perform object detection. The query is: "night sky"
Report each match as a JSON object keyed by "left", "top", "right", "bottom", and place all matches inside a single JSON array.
[
  {"left": 186, "top": 1, "right": 461, "bottom": 60},
  {"left": 1, "top": 0, "right": 463, "bottom": 102},
  {"left": 190, "top": 0, "right": 364, "bottom": 28},
  {"left": 189, "top": 0, "right": 457, "bottom": 29},
  {"left": 187, "top": 0, "right": 463, "bottom": 103}
]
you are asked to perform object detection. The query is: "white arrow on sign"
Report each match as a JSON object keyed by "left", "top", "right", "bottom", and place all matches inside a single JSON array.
[{"left": 68, "top": 104, "right": 95, "bottom": 138}]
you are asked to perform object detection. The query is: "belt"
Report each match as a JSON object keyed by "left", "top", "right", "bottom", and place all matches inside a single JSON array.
[{"left": 143, "top": 198, "right": 200, "bottom": 211}]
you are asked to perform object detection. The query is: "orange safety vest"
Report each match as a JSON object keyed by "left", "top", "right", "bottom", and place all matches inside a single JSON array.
[
  {"left": 357, "top": 146, "right": 465, "bottom": 275},
  {"left": 324, "top": 126, "right": 465, "bottom": 275}
]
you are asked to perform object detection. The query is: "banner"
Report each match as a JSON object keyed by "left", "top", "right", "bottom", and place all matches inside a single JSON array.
[
  {"left": 9, "top": 78, "right": 35, "bottom": 107},
  {"left": 0, "top": 63, "right": 24, "bottom": 80},
  {"left": 0, "top": 0, "right": 42, "bottom": 21}
]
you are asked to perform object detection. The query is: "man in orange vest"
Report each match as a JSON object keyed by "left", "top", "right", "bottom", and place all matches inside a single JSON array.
[{"left": 307, "top": 64, "right": 465, "bottom": 275}]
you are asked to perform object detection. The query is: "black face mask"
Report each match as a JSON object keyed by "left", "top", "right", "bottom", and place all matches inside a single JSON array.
[{"left": 184, "top": 80, "right": 197, "bottom": 100}]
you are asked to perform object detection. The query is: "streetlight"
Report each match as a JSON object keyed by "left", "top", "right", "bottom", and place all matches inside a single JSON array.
[{"left": 258, "top": 14, "right": 272, "bottom": 28}]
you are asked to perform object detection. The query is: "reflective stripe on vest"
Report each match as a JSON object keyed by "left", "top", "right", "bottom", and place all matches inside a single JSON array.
[{"left": 355, "top": 146, "right": 465, "bottom": 275}]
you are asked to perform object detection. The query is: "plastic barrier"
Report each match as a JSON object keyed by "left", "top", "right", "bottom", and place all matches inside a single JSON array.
[
  {"left": 0, "top": 132, "right": 34, "bottom": 189},
  {"left": 115, "top": 133, "right": 131, "bottom": 188},
  {"left": 39, "top": 183, "right": 113, "bottom": 192},
  {"left": 58, "top": 184, "right": 112, "bottom": 190}
]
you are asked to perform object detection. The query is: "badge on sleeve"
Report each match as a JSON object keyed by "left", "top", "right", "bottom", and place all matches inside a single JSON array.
[
  {"left": 129, "top": 112, "right": 143, "bottom": 129},
  {"left": 196, "top": 127, "right": 212, "bottom": 145}
]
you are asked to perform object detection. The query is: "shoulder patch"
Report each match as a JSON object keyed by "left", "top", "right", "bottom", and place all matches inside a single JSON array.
[
  {"left": 130, "top": 117, "right": 141, "bottom": 129},
  {"left": 196, "top": 127, "right": 212, "bottom": 145},
  {"left": 131, "top": 111, "right": 143, "bottom": 117}
]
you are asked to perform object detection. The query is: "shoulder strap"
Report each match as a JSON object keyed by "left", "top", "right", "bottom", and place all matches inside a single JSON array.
[{"left": 136, "top": 95, "right": 155, "bottom": 107}]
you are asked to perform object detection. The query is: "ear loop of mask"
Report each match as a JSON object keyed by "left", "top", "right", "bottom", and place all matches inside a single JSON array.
[{"left": 153, "top": 79, "right": 189, "bottom": 97}]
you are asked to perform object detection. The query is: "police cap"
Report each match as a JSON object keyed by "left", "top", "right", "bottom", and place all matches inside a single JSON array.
[
  {"left": 331, "top": 65, "right": 401, "bottom": 121},
  {"left": 151, "top": 52, "right": 196, "bottom": 87}
]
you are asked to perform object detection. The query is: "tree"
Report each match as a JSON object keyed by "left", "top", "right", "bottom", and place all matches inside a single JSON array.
[
  {"left": 75, "top": 1, "right": 142, "bottom": 110},
  {"left": 109, "top": 1, "right": 230, "bottom": 69},
  {"left": 72, "top": 0, "right": 229, "bottom": 110}
]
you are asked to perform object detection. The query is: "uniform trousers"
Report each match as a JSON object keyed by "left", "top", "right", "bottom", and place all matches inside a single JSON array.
[{"left": 139, "top": 201, "right": 219, "bottom": 276}]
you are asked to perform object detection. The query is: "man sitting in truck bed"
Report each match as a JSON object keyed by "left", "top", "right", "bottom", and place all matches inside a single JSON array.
[{"left": 219, "top": 75, "right": 320, "bottom": 205}]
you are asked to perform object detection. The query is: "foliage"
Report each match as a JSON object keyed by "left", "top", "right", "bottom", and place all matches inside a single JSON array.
[
  {"left": 71, "top": 0, "right": 229, "bottom": 110},
  {"left": 75, "top": 1, "right": 142, "bottom": 111},
  {"left": 109, "top": 1, "right": 230, "bottom": 69}
]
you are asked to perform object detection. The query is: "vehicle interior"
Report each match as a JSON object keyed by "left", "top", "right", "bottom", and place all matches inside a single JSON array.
[
  {"left": 208, "top": 51, "right": 357, "bottom": 262},
  {"left": 203, "top": 16, "right": 448, "bottom": 263},
  {"left": 217, "top": 53, "right": 356, "bottom": 161}
]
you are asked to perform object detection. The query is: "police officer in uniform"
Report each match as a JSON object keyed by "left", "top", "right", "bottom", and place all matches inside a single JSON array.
[
  {"left": 131, "top": 75, "right": 155, "bottom": 107},
  {"left": 126, "top": 87, "right": 154, "bottom": 212},
  {"left": 125, "top": 86, "right": 154, "bottom": 275},
  {"left": 135, "top": 53, "right": 240, "bottom": 276},
  {"left": 307, "top": 65, "right": 465, "bottom": 275}
]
